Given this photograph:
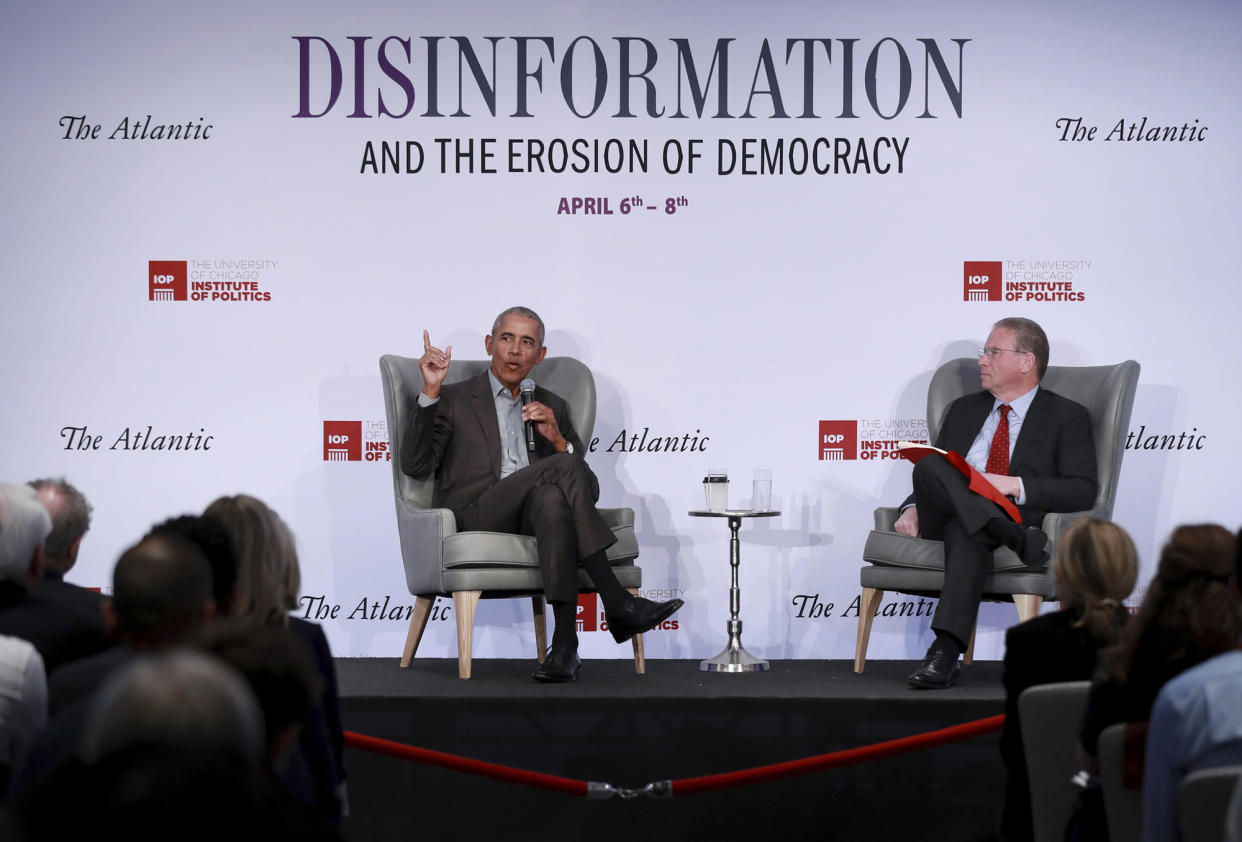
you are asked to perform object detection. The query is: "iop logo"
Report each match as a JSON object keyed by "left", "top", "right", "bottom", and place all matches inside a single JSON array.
[
  {"left": 963, "top": 261, "right": 1002, "bottom": 302},
  {"left": 576, "top": 592, "right": 680, "bottom": 633},
  {"left": 322, "top": 420, "right": 391, "bottom": 463},
  {"left": 149, "top": 260, "right": 188, "bottom": 301},
  {"left": 818, "top": 420, "right": 858, "bottom": 460},
  {"left": 323, "top": 421, "right": 362, "bottom": 461},
  {"left": 576, "top": 593, "right": 599, "bottom": 632}
]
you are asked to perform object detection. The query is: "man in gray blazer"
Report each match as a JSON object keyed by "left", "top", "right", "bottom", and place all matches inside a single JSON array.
[
  {"left": 401, "top": 307, "right": 682, "bottom": 682},
  {"left": 895, "top": 317, "right": 1098, "bottom": 689}
]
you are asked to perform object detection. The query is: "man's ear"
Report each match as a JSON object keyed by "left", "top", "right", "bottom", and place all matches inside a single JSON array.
[
  {"left": 535, "top": 346, "right": 548, "bottom": 365},
  {"left": 101, "top": 598, "right": 119, "bottom": 638},
  {"left": 28, "top": 546, "right": 45, "bottom": 583}
]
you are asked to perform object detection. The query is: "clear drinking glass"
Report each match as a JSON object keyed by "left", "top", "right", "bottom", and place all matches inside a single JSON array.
[{"left": 752, "top": 469, "right": 772, "bottom": 512}]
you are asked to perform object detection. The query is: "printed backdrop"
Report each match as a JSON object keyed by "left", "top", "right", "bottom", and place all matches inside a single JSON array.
[{"left": 3, "top": 0, "right": 1239, "bottom": 662}]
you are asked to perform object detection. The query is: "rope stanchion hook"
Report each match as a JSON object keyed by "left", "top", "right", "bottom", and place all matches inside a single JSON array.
[
  {"left": 587, "top": 780, "right": 673, "bottom": 800},
  {"left": 643, "top": 780, "right": 672, "bottom": 799},
  {"left": 587, "top": 782, "right": 618, "bottom": 800}
]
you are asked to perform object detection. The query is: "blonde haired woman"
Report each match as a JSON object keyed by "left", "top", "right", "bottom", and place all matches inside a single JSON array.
[
  {"left": 999, "top": 518, "right": 1139, "bottom": 842},
  {"left": 204, "top": 494, "right": 346, "bottom": 822}
]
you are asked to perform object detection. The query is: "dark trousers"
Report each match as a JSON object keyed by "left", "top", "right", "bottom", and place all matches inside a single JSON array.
[
  {"left": 460, "top": 453, "right": 616, "bottom": 604},
  {"left": 912, "top": 453, "right": 1035, "bottom": 645}
]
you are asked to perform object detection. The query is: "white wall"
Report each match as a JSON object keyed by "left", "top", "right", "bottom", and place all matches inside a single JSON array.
[{"left": 3, "top": 0, "right": 1238, "bottom": 661}]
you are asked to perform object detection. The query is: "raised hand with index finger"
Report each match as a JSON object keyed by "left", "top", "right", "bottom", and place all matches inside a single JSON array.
[{"left": 419, "top": 329, "right": 452, "bottom": 398}]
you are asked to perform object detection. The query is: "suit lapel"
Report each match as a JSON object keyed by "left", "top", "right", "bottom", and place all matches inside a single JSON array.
[
  {"left": 1009, "top": 387, "right": 1050, "bottom": 471},
  {"left": 467, "top": 373, "right": 503, "bottom": 478},
  {"left": 948, "top": 392, "right": 994, "bottom": 454}
]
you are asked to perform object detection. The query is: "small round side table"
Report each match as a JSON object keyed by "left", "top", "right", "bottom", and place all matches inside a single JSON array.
[{"left": 688, "top": 509, "right": 780, "bottom": 673}]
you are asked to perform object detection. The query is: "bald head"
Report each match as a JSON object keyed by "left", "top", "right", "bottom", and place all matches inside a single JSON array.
[{"left": 111, "top": 533, "right": 215, "bottom": 646}]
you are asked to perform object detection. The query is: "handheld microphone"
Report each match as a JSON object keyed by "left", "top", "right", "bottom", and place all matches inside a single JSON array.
[{"left": 519, "top": 378, "right": 537, "bottom": 452}]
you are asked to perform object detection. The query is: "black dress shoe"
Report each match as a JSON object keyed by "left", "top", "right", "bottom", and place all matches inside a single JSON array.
[
  {"left": 1016, "top": 525, "right": 1049, "bottom": 566},
  {"left": 985, "top": 518, "right": 1049, "bottom": 567},
  {"left": 532, "top": 643, "right": 581, "bottom": 683},
  {"left": 906, "top": 645, "right": 961, "bottom": 690},
  {"left": 605, "top": 597, "right": 685, "bottom": 643}
]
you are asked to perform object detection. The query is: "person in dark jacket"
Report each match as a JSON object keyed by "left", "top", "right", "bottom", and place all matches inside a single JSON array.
[{"left": 998, "top": 518, "right": 1138, "bottom": 842}]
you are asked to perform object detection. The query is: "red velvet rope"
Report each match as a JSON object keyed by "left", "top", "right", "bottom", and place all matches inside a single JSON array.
[
  {"left": 344, "top": 731, "right": 588, "bottom": 796},
  {"left": 344, "top": 713, "right": 1005, "bottom": 798},
  {"left": 671, "top": 713, "right": 1005, "bottom": 795}
]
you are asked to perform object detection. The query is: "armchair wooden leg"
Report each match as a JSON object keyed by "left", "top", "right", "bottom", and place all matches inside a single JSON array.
[
  {"left": 531, "top": 596, "right": 547, "bottom": 663},
  {"left": 401, "top": 596, "right": 435, "bottom": 667},
  {"left": 452, "top": 590, "right": 482, "bottom": 679},
  {"left": 1014, "top": 594, "right": 1042, "bottom": 624},
  {"left": 964, "top": 623, "right": 977, "bottom": 666},
  {"left": 854, "top": 587, "right": 884, "bottom": 673},
  {"left": 627, "top": 588, "right": 646, "bottom": 675}
]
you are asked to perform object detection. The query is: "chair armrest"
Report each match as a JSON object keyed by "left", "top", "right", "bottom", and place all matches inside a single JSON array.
[
  {"left": 1040, "top": 510, "right": 1107, "bottom": 547},
  {"left": 873, "top": 507, "right": 900, "bottom": 532},
  {"left": 393, "top": 498, "right": 458, "bottom": 596},
  {"left": 597, "top": 507, "right": 635, "bottom": 529}
]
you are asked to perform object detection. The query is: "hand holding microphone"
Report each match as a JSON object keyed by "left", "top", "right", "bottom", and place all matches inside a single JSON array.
[
  {"left": 520, "top": 378, "right": 537, "bottom": 452},
  {"left": 520, "top": 379, "right": 569, "bottom": 453}
]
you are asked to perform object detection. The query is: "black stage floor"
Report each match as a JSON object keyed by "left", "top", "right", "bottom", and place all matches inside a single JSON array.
[{"left": 338, "top": 658, "right": 1007, "bottom": 842}]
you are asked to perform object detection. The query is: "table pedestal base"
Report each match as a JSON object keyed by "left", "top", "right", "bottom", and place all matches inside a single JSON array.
[{"left": 700, "top": 619, "right": 770, "bottom": 672}]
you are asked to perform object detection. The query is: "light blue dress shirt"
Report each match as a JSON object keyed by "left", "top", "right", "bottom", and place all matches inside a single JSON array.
[
  {"left": 1143, "top": 649, "right": 1242, "bottom": 842},
  {"left": 964, "top": 385, "right": 1039, "bottom": 505}
]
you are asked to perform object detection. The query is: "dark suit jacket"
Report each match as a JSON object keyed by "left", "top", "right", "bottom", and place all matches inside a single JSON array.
[
  {"left": 288, "top": 617, "right": 347, "bottom": 820},
  {"left": 48, "top": 646, "right": 134, "bottom": 717},
  {"left": 1000, "top": 608, "right": 1111, "bottom": 842},
  {"left": 902, "top": 387, "right": 1098, "bottom": 525},
  {"left": 0, "top": 579, "right": 114, "bottom": 675},
  {"left": 400, "top": 371, "right": 597, "bottom": 524}
]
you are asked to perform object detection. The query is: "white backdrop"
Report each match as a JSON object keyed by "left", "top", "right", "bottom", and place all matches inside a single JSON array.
[{"left": 3, "top": 0, "right": 1239, "bottom": 662}]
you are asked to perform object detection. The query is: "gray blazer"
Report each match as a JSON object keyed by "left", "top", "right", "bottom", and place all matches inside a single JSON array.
[{"left": 400, "top": 372, "right": 597, "bottom": 523}]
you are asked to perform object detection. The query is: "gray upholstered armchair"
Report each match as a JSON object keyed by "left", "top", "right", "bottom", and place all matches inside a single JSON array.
[
  {"left": 379, "top": 354, "right": 643, "bottom": 679},
  {"left": 854, "top": 358, "right": 1140, "bottom": 671}
]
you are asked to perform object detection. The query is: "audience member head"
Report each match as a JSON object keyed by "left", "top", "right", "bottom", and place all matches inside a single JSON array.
[
  {"left": 107, "top": 533, "right": 216, "bottom": 649},
  {"left": 1108, "top": 523, "right": 1239, "bottom": 686},
  {"left": 1053, "top": 518, "right": 1139, "bottom": 645},
  {"left": 16, "top": 651, "right": 337, "bottom": 842},
  {"left": 27, "top": 476, "right": 92, "bottom": 578},
  {"left": 82, "top": 650, "right": 264, "bottom": 765},
  {"left": 145, "top": 513, "right": 238, "bottom": 614},
  {"left": 203, "top": 494, "right": 300, "bottom": 626},
  {"left": 0, "top": 483, "right": 52, "bottom": 587},
  {"left": 200, "top": 619, "right": 321, "bottom": 768}
]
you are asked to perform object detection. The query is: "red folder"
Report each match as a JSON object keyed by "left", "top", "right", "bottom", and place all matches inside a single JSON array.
[{"left": 896, "top": 442, "right": 1022, "bottom": 524}]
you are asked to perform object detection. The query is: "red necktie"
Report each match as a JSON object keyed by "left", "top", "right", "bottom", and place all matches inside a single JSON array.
[{"left": 985, "top": 405, "right": 1011, "bottom": 475}]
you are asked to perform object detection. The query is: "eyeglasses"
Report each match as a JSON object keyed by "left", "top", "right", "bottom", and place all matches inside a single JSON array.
[{"left": 978, "top": 346, "right": 1028, "bottom": 359}]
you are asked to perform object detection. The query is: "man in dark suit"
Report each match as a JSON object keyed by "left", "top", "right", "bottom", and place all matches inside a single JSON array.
[
  {"left": 0, "top": 483, "right": 113, "bottom": 675},
  {"left": 401, "top": 306, "right": 683, "bottom": 682},
  {"left": 28, "top": 477, "right": 93, "bottom": 583},
  {"left": 49, "top": 531, "right": 216, "bottom": 715},
  {"left": 895, "top": 317, "right": 1098, "bottom": 689}
]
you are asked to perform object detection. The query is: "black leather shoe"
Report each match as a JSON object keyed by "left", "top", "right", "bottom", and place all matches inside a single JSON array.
[
  {"left": 532, "top": 643, "right": 580, "bottom": 683},
  {"left": 1016, "top": 525, "right": 1049, "bottom": 566},
  {"left": 605, "top": 597, "right": 685, "bottom": 643},
  {"left": 906, "top": 645, "right": 961, "bottom": 690}
]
